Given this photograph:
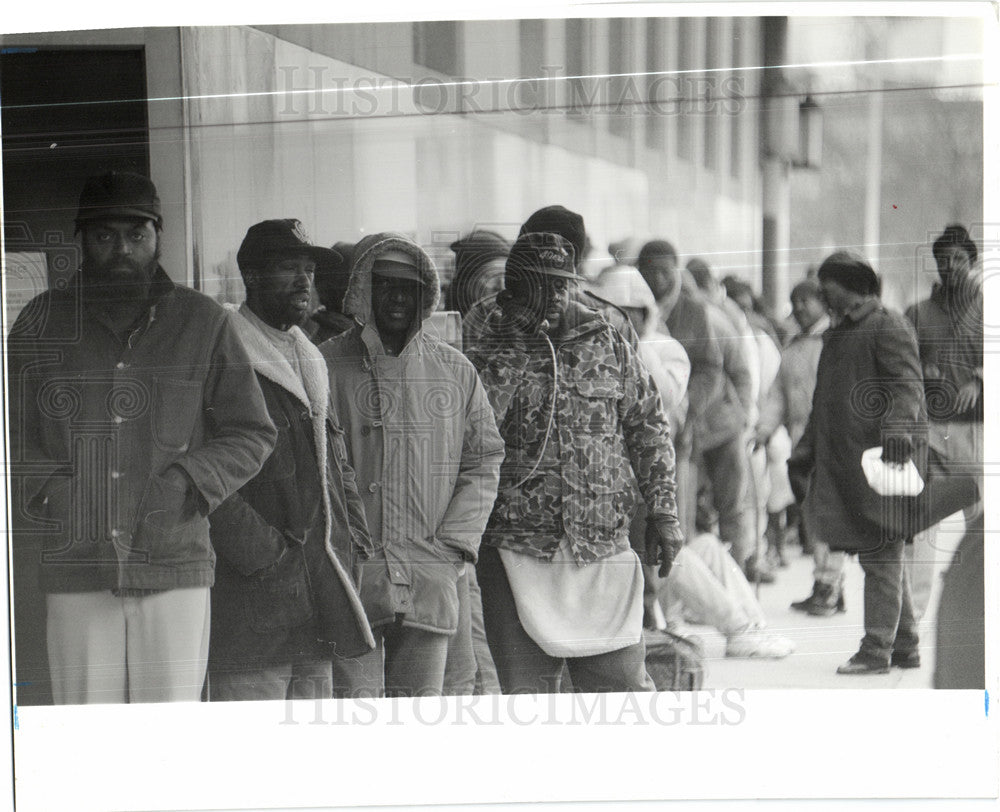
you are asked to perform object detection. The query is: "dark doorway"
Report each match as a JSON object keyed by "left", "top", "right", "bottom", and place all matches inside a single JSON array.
[{"left": 2, "top": 46, "right": 150, "bottom": 706}]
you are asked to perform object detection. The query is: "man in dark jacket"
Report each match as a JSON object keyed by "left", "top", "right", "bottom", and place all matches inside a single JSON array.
[
  {"left": 7, "top": 171, "right": 277, "bottom": 704},
  {"left": 789, "top": 251, "right": 927, "bottom": 675},
  {"left": 207, "top": 220, "right": 375, "bottom": 701}
]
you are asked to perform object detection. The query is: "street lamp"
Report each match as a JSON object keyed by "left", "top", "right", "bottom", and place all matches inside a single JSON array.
[{"left": 794, "top": 95, "right": 823, "bottom": 169}]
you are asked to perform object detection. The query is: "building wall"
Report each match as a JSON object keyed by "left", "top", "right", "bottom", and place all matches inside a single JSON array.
[{"left": 180, "top": 19, "right": 763, "bottom": 302}]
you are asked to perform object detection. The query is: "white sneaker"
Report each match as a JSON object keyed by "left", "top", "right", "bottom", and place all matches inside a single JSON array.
[{"left": 725, "top": 627, "right": 795, "bottom": 659}]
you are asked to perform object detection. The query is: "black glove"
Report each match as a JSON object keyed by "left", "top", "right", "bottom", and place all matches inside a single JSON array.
[
  {"left": 881, "top": 435, "right": 913, "bottom": 466},
  {"left": 645, "top": 518, "right": 684, "bottom": 578}
]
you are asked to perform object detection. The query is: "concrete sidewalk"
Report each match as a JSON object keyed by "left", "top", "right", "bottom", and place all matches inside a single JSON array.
[{"left": 682, "top": 516, "right": 968, "bottom": 690}]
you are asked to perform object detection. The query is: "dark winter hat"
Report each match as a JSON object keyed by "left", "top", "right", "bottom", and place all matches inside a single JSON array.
[
  {"left": 519, "top": 206, "right": 586, "bottom": 268},
  {"left": 314, "top": 242, "right": 352, "bottom": 307},
  {"left": 505, "top": 232, "right": 577, "bottom": 286},
  {"left": 816, "top": 250, "right": 880, "bottom": 296},
  {"left": 332, "top": 242, "right": 356, "bottom": 272},
  {"left": 75, "top": 170, "right": 163, "bottom": 231},
  {"left": 637, "top": 239, "right": 679, "bottom": 269},
  {"left": 450, "top": 230, "right": 511, "bottom": 277},
  {"left": 236, "top": 219, "right": 338, "bottom": 275},
  {"left": 372, "top": 248, "right": 423, "bottom": 283},
  {"left": 932, "top": 224, "right": 978, "bottom": 266}
]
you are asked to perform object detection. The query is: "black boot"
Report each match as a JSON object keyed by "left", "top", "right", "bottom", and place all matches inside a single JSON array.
[
  {"left": 790, "top": 581, "right": 819, "bottom": 612},
  {"left": 807, "top": 582, "right": 843, "bottom": 617}
]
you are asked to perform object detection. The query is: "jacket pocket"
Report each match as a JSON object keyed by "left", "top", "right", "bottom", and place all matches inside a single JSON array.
[
  {"left": 566, "top": 378, "right": 621, "bottom": 436},
  {"left": 255, "top": 412, "right": 296, "bottom": 483},
  {"left": 131, "top": 472, "right": 202, "bottom": 564},
  {"left": 406, "top": 535, "right": 462, "bottom": 633},
  {"left": 244, "top": 544, "right": 314, "bottom": 633},
  {"left": 152, "top": 377, "right": 203, "bottom": 452}
]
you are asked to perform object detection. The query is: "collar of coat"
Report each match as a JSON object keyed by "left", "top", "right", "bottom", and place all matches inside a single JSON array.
[
  {"left": 224, "top": 302, "right": 375, "bottom": 652},
  {"left": 790, "top": 314, "right": 830, "bottom": 342},
  {"left": 840, "top": 296, "right": 881, "bottom": 324},
  {"left": 226, "top": 302, "right": 330, "bottom": 422}
]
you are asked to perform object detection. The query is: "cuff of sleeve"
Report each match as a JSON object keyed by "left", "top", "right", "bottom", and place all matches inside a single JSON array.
[{"left": 172, "top": 458, "right": 221, "bottom": 514}]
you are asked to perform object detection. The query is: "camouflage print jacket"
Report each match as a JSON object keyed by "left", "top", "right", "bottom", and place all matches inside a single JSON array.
[{"left": 466, "top": 302, "right": 679, "bottom": 565}]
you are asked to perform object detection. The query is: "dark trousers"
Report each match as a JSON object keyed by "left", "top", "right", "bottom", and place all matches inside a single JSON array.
[
  {"left": 699, "top": 435, "right": 751, "bottom": 563},
  {"left": 476, "top": 544, "right": 654, "bottom": 694},
  {"left": 857, "top": 536, "right": 919, "bottom": 663},
  {"left": 332, "top": 618, "right": 450, "bottom": 698}
]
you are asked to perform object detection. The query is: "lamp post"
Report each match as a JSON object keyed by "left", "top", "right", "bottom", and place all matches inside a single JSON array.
[{"left": 795, "top": 95, "right": 823, "bottom": 170}]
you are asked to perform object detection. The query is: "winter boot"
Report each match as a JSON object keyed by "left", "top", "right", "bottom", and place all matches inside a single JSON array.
[
  {"left": 806, "top": 582, "right": 844, "bottom": 617},
  {"left": 790, "top": 581, "right": 820, "bottom": 612}
]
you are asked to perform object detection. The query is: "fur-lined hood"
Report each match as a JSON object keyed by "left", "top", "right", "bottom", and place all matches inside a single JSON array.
[{"left": 342, "top": 232, "right": 441, "bottom": 326}]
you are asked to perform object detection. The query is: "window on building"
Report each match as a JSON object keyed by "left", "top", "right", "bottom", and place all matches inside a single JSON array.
[
  {"left": 703, "top": 18, "right": 720, "bottom": 170},
  {"left": 566, "top": 18, "right": 591, "bottom": 118},
  {"left": 645, "top": 18, "right": 666, "bottom": 150},
  {"left": 608, "top": 18, "right": 631, "bottom": 138},
  {"left": 519, "top": 19, "right": 545, "bottom": 112},
  {"left": 730, "top": 18, "right": 743, "bottom": 179},
  {"left": 676, "top": 17, "right": 695, "bottom": 161},
  {"left": 413, "top": 21, "right": 459, "bottom": 75}
]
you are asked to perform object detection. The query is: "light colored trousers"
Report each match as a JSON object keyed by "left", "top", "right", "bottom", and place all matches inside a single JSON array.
[
  {"left": 657, "top": 532, "right": 767, "bottom": 636},
  {"left": 46, "top": 587, "right": 210, "bottom": 704}
]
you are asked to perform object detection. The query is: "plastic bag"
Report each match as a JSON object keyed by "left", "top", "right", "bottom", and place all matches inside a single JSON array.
[{"left": 861, "top": 446, "right": 925, "bottom": 496}]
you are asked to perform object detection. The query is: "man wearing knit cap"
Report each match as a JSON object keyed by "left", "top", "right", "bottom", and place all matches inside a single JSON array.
[
  {"left": 322, "top": 233, "right": 504, "bottom": 697},
  {"left": 789, "top": 250, "right": 928, "bottom": 675},
  {"left": 7, "top": 171, "right": 277, "bottom": 703},
  {"left": 462, "top": 205, "right": 639, "bottom": 349},
  {"left": 448, "top": 230, "right": 510, "bottom": 316},
  {"left": 466, "top": 232, "right": 683, "bottom": 693},
  {"left": 207, "top": 220, "right": 374, "bottom": 701},
  {"left": 306, "top": 240, "right": 357, "bottom": 344}
]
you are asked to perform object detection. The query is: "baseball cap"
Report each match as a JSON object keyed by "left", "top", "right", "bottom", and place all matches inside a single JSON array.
[
  {"left": 372, "top": 249, "right": 423, "bottom": 283},
  {"left": 75, "top": 171, "right": 163, "bottom": 231},
  {"left": 236, "top": 219, "right": 339, "bottom": 272},
  {"left": 505, "top": 232, "right": 577, "bottom": 283}
]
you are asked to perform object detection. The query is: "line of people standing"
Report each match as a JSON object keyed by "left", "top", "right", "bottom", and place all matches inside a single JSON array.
[{"left": 9, "top": 170, "right": 983, "bottom": 702}]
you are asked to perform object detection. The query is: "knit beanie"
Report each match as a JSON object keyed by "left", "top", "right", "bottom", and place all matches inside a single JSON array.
[
  {"left": 816, "top": 250, "right": 880, "bottom": 296},
  {"left": 447, "top": 230, "right": 510, "bottom": 312},
  {"left": 519, "top": 205, "right": 586, "bottom": 268}
]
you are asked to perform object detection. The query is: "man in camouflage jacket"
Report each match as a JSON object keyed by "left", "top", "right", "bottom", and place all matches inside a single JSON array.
[{"left": 466, "top": 232, "right": 684, "bottom": 694}]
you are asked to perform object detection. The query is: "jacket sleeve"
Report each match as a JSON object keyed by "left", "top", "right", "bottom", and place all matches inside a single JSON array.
[
  {"left": 617, "top": 336, "right": 680, "bottom": 525},
  {"left": 757, "top": 360, "right": 788, "bottom": 439},
  {"left": 209, "top": 490, "right": 289, "bottom": 577},
  {"left": 434, "top": 368, "right": 506, "bottom": 562},
  {"left": 876, "top": 311, "right": 927, "bottom": 430},
  {"left": 6, "top": 305, "right": 69, "bottom": 525},
  {"left": 676, "top": 303, "right": 724, "bottom": 426},
  {"left": 329, "top": 412, "right": 376, "bottom": 558},
  {"left": 721, "top": 318, "right": 756, "bottom": 421},
  {"left": 172, "top": 315, "right": 277, "bottom": 513}
]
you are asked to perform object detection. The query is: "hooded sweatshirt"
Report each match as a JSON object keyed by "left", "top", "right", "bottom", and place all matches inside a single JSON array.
[
  {"left": 593, "top": 264, "right": 691, "bottom": 432},
  {"left": 321, "top": 233, "right": 505, "bottom": 634}
]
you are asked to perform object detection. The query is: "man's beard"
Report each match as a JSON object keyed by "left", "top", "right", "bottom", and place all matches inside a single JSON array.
[{"left": 81, "top": 248, "right": 160, "bottom": 301}]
